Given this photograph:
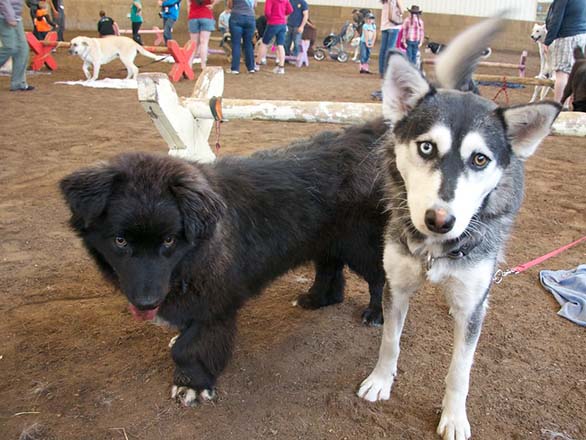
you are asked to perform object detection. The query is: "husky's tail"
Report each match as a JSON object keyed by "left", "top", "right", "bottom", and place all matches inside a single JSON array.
[{"left": 435, "top": 15, "right": 506, "bottom": 90}]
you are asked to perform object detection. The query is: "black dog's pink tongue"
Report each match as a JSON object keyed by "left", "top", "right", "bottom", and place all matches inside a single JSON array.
[{"left": 128, "top": 304, "right": 159, "bottom": 321}]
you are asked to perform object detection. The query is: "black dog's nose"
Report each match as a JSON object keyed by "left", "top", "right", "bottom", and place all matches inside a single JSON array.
[{"left": 425, "top": 208, "right": 456, "bottom": 234}]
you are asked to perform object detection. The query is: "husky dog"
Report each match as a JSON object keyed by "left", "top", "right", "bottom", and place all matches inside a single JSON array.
[
  {"left": 357, "top": 17, "right": 560, "bottom": 440},
  {"left": 530, "top": 23, "right": 554, "bottom": 102}
]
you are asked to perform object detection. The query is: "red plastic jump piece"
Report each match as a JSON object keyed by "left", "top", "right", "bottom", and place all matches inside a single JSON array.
[
  {"left": 166, "top": 39, "right": 196, "bottom": 82},
  {"left": 26, "top": 31, "right": 58, "bottom": 71}
]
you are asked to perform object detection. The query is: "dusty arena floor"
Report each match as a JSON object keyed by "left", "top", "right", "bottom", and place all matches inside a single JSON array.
[{"left": 1, "top": 33, "right": 585, "bottom": 440}]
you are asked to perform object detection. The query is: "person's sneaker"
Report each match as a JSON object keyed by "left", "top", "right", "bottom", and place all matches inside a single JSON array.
[
  {"left": 359, "top": 69, "right": 372, "bottom": 74},
  {"left": 254, "top": 64, "right": 260, "bottom": 72},
  {"left": 273, "top": 66, "right": 285, "bottom": 75},
  {"left": 10, "top": 85, "right": 35, "bottom": 91},
  {"left": 248, "top": 69, "right": 256, "bottom": 74},
  {"left": 227, "top": 69, "right": 239, "bottom": 74},
  {"left": 260, "top": 58, "right": 267, "bottom": 65}
]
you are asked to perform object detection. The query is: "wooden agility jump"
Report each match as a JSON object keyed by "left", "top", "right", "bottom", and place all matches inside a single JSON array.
[
  {"left": 25, "top": 31, "right": 196, "bottom": 82},
  {"left": 136, "top": 68, "right": 585, "bottom": 163}
]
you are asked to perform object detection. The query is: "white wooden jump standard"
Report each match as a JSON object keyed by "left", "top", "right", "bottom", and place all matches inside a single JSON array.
[{"left": 137, "top": 67, "right": 586, "bottom": 162}]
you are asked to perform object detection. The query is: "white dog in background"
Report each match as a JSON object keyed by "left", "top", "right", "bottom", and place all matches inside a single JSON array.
[
  {"left": 68, "top": 36, "right": 165, "bottom": 81},
  {"left": 530, "top": 23, "right": 554, "bottom": 102}
]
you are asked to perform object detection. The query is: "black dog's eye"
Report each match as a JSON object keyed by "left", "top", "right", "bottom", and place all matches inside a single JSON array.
[
  {"left": 114, "top": 236, "right": 128, "bottom": 248},
  {"left": 417, "top": 141, "right": 436, "bottom": 159},
  {"left": 163, "top": 236, "right": 176, "bottom": 248},
  {"left": 471, "top": 153, "right": 490, "bottom": 169}
]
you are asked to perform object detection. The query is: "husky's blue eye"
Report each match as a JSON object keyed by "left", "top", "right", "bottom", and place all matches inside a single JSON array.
[
  {"left": 471, "top": 153, "right": 490, "bottom": 169},
  {"left": 417, "top": 141, "right": 436, "bottom": 159},
  {"left": 114, "top": 236, "right": 128, "bottom": 248}
]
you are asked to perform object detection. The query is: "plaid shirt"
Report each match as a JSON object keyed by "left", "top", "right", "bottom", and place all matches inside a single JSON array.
[{"left": 402, "top": 15, "right": 424, "bottom": 42}]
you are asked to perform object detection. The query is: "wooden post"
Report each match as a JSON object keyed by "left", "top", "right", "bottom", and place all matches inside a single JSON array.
[
  {"left": 550, "top": 112, "right": 586, "bottom": 137},
  {"left": 137, "top": 69, "right": 223, "bottom": 162}
]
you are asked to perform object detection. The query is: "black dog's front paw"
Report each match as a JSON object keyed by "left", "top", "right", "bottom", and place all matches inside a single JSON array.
[
  {"left": 171, "top": 385, "right": 217, "bottom": 407},
  {"left": 361, "top": 307, "right": 383, "bottom": 327},
  {"left": 296, "top": 292, "right": 343, "bottom": 310}
]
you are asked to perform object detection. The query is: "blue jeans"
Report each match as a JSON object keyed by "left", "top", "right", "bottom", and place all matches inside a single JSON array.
[
  {"left": 285, "top": 25, "right": 302, "bottom": 56},
  {"left": 0, "top": 19, "right": 30, "bottom": 90},
  {"left": 163, "top": 17, "right": 175, "bottom": 43},
  {"left": 379, "top": 28, "right": 399, "bottom": 76},
  {"left": 406, "top": 40, "right": 419, "bottom": 65},
  {"left": 229, "top": 14, "right": 256, "bottom": 72},
  {"left": 360, "top": 41, "right": 371, "bottom": 64}
]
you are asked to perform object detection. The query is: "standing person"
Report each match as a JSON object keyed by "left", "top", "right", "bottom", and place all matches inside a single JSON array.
[
  {"left": 49, "top": 0, "right": 64, "bottom": 41},
  {"left": 25, "top": 0, "right": 39, "bottom": 37},
  {"left": 359, "top": 12, "right": 376, "bottom": 74},
  {"left": 34, "top": 0, "right": 56, "bottom": 40},
  {"left": 159, "top": 0, "right": 181, "bottom": 43},
  {"left": 227, "top": 0, "right": 256, "bottom": 74},
  {"left": 379, "top": 0, "right": 403, "bottom": 77},
  {"left": 544, "top": 0, "right": 586, "bottom": 105},
  {"left": 401, "top": 4, "right": 423, "bottom": 65},
  {"left": 284, "top": 0, "right": 308, "bottom": 57},
  {"left": 130, "top": 0, "right": 143, "bottom": 45},
  {"left": 255, "top": 0, "right": 293, "bottom": 74},
  {"left": 0, "top": 0, "right": 34, "bottom": 91},
  {"left": 188, "top": 0, "right": 221, "bottom": 69}
]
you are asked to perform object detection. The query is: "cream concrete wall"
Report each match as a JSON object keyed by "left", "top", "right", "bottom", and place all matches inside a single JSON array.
[{"left": 37, "top": 2, "right": 537, "bottom": 55}]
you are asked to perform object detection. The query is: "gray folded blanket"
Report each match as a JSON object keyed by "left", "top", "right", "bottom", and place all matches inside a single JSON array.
[{"left": 540, "top": 264, "right": 586, "bottom": 327}]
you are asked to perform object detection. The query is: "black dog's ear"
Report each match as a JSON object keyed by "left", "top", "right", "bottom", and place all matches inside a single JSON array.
[
  {"left": 170, "top": 171, "right": 226, "bottom": 243},
  {"left": 60, "top": 164, "right": 120, "bottom": 231}
]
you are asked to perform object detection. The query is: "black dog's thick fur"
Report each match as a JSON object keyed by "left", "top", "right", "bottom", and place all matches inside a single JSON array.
[{"left": 60, "top": 119, "right": 388, "bottom": 398}]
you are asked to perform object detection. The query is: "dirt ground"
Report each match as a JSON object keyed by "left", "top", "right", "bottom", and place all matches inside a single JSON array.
[{"left": 1, "top": 32, "right": 585, "bottom": 440}]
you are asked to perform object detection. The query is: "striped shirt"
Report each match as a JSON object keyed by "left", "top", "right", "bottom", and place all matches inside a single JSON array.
[{"left": 402, "top": 14, "right": 424, "bottom": 42}]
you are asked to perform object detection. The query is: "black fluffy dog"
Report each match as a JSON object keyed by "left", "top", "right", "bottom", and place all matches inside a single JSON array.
[
  {"left": 562, "top": 47, "right": 586, "bottom": 112},
  {"left": 60, "top": 119, "right": 388, "bottom": 406}
]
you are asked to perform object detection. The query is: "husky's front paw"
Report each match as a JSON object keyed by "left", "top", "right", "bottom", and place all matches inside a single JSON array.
[
  {"left": 171, "top": 385, "right": 216, "bottom": 407},
  {"left": 437, "top": 407, "right": 471, "bottom": 440},
  {"left": 357, "top": 370, "right": 395, "bottom": 402}
]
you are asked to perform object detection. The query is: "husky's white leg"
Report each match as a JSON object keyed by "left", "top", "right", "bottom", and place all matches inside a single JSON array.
[
  {"left": 357, "top": 241, "right": 423, "bottom": 402},
  {"left": 437, "top": 259, "right": 494, "bottom": 440}
]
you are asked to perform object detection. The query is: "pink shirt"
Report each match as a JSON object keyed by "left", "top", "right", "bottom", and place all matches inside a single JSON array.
[
  {"left": 402, "top": 14, "right": 424, "bottom": 42},
  {"left": 264, "top": 0, "right": 293, "bottom": 25}
]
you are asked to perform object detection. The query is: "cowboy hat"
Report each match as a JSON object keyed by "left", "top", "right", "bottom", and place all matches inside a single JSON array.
[{"left": 407, "top": 5, "right": 422, "bottom": 14}]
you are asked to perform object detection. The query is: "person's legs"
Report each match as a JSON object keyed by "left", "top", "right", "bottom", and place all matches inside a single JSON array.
[
  {"left": 407, "top": 41, "right": 417, "bottom": 64},
  {"left": 242, "top": 16, "right": 256, "bottom": 72},
  {"left": 256, "top": 24, "right": 276, "bottom": 68},
  {"left": 0, "top": 19, "right": 30, "bottom": 90},
  {"left": 163, "top": 18, "right": 175, "bottom": 43},
  {"left": 274, "top": 25, "right": 286, "bottom": 72},
  {"left": 199, "top": 30, "right": 211, "bottom": 69},
  {"left": 189, "top": 32, "right": 200, "bottom": 65},
  {"left": 229, "top": 16, "right": 243, "bottom": 72},
  {"left": 379, "top": 29, "right": 391, "bottom": 76},
  {"left": 284, "top": 26, "right": 293, "bottom": 56},
  {"left": 554, "top": 71, "right": 570, "bottom": 103},
  {"left": 292, "top": 29, "right": 302, "bottom": 56},
  {"left": 55, "top": 9, "right": 65, "bottom": 41},
  {"left": 132, "top": 21, "right": 143, "bottom": 45}
]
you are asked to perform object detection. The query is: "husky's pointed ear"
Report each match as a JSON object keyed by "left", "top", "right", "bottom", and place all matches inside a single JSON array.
[
  {"left": 170, "top": 170, "right": 226, "bottom": 243},
  {"left": 382, "top": 51, "right": 431, "bottom": 123},
  {"left": 60, "top": 164, "right": 121, "bottom": 230},
  {"left": 435, "top": 16, "right": 506, "bottom": 91},
  {"left": 499, "top": 102, "right": 561, "bottom": 159}
]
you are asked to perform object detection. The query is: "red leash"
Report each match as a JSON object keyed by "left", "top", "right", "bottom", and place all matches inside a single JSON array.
[{"left": 493, "top": 236, "right": 586, "bottom": 284}]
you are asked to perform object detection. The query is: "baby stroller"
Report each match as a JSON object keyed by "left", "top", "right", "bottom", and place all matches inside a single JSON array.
[{"left": 313, "top": 21, "right": 355, "bottom": 63}]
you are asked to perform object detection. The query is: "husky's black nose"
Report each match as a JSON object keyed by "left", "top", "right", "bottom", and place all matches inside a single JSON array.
[{"left": 425, "top": 209, "right": 455, "bottom": 234}]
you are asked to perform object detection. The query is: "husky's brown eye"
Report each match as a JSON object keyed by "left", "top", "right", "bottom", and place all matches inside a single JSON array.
[
  {"left": 417, "top": 141, "right": 436, "bottom": 159},
  {"left": 163, "top": 236, "right": 176, "bottom": 248},
  {"left": 472, "top": 153, "right": 490, "bottom": 169},
  {"left": 114, "top": 236, "right": 128, "bottom": 248}
]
